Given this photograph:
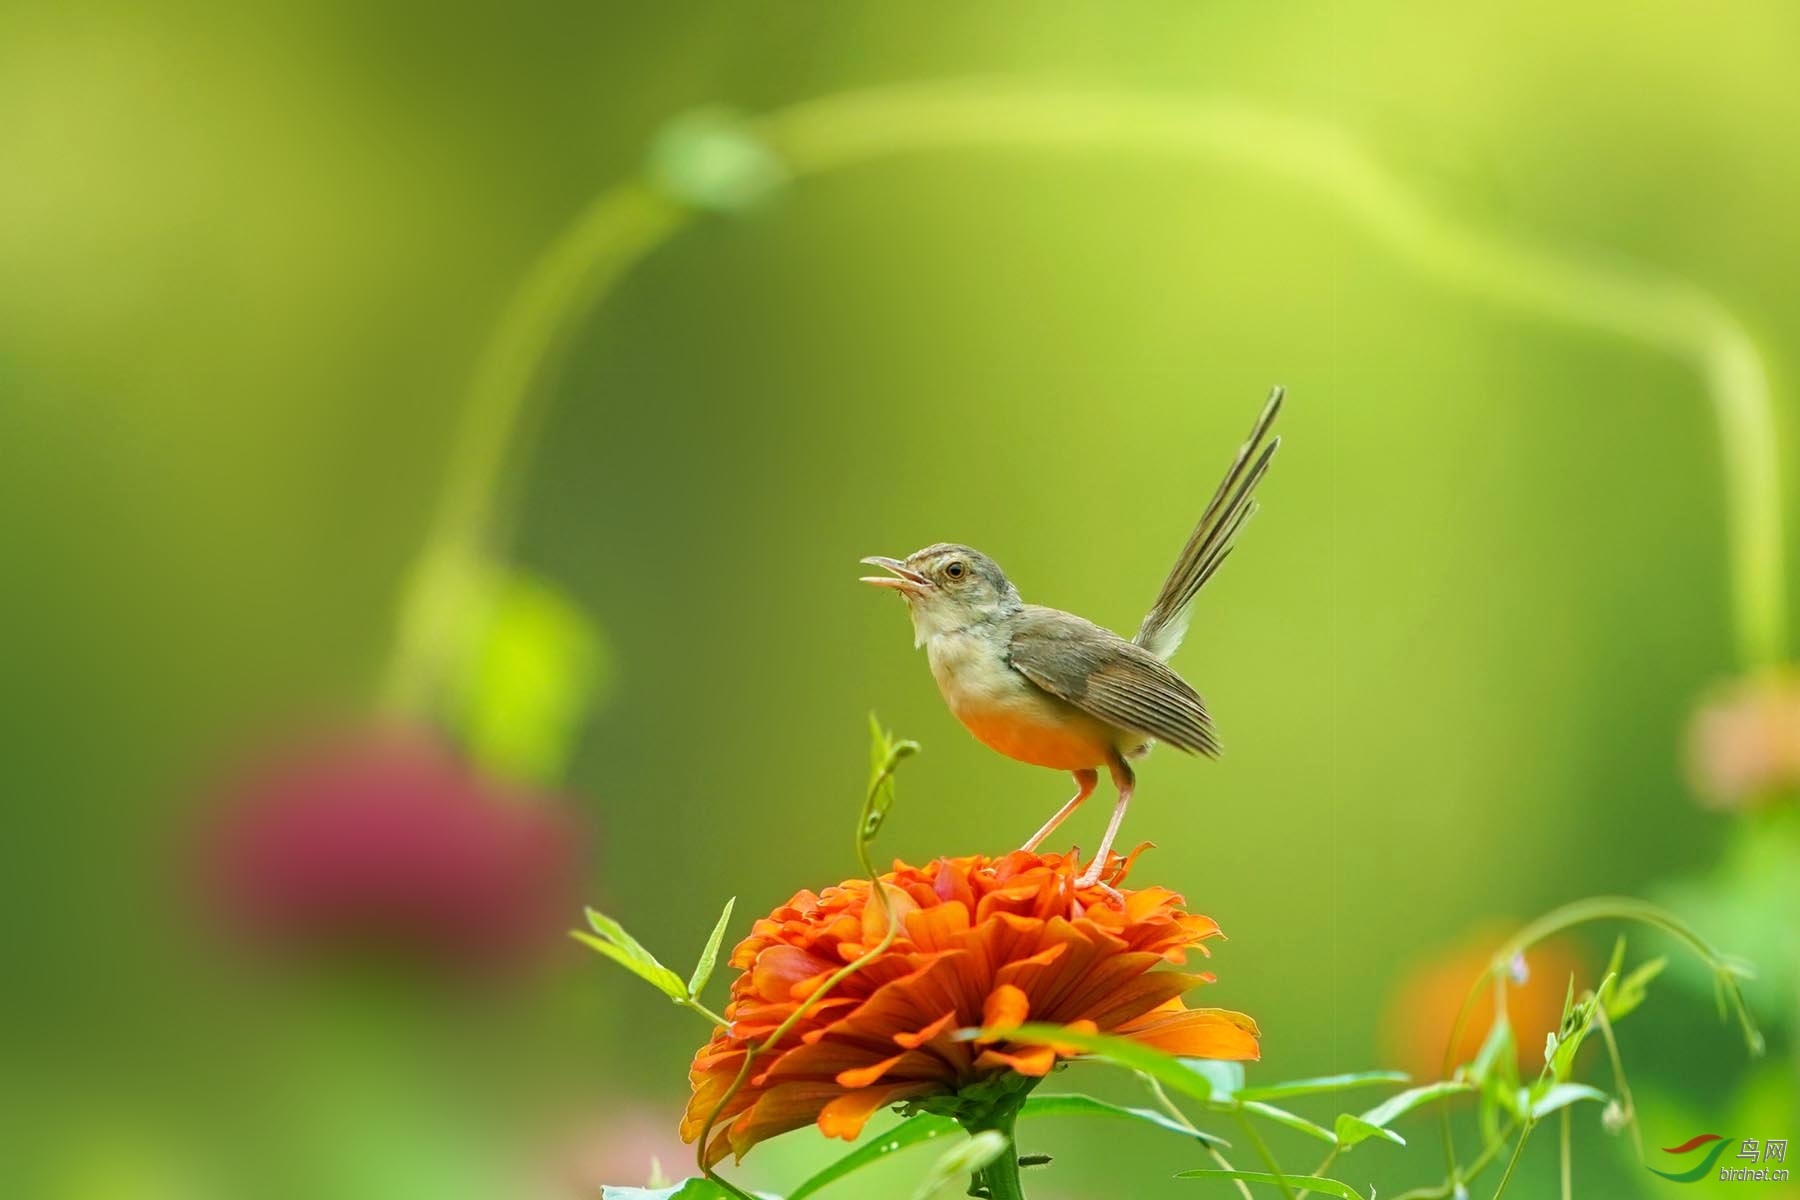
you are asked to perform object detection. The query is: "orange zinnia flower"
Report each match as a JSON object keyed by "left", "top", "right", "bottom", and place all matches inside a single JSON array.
[{"left": 681, "top": 848, "right": 1259, "bottom": 1165}]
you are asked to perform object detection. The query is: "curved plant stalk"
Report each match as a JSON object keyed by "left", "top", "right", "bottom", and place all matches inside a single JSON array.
[
  {"left": 1143, "top": 1074, "right": 1255, "bottom": 1200},
  {"left": 694, "top": 723, "right": 918, "bottom": 1199},
  {"left": 1434, "top": 896, "right": 1761, "bottom": 1194},
  {"left": 379, "top": 184, "right": 688, "bottom": 716},
  {"left": 383, "top": 81, "right": 1786, "bottom": 725}
]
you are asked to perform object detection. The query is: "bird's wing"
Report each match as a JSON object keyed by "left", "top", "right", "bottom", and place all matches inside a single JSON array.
[
  {"left": 1007, "top": 605, "right": 1220, "bottom": 757},
  {"left": 1135, "top": 386, "right": 1282, "bottom": 661}
]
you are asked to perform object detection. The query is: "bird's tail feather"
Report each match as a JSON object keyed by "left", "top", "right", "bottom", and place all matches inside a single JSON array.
[{"left": 1134, "top": 386, "right": 1283, "bottom": 660}]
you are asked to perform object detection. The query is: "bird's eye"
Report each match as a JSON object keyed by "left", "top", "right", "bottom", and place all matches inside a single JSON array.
[{"left": 945, "top": 561, "right": 966, "bottom": 580}]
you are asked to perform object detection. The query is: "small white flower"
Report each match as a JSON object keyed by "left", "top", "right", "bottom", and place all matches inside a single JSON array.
[
  {"left": 1509, "top": 953, "right": 1530, "bottom": 985},
  {"left": 1602, "top": 1100, "right": 1627, "bottom": 1133}
]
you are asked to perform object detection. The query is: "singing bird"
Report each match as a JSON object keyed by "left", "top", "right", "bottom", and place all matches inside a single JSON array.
[{"left": 862, "top": 387, "right": 1282, "bottom": 887}]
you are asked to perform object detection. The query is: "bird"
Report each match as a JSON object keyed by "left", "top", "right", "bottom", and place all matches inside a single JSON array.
[{"left": 861, "top": 387, "right": 1282, "bottom": 888}]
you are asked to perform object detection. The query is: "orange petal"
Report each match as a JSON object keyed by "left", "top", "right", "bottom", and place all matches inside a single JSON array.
[
  {"left": 817, "top": 1082, "right": 935, "bottom": 1141},
  {"left": 904, "top": 900, "right": 972, "bottom": 952},
  {"left": 1120, "top": 1007, "right": 1261, "bottom": 1061},
  {"left": 982, "top": 983, "right": 1030, "bottom": 1033},
  {"left": 894, "top": 1010, "right": 958, "bottom": 1050},
  {"left": 835, "top": 1052, "right": 906, "bottom": 1088},
  {"left": 751, "top": 944, "right": 838, "bottom": 1002},
  {"left": 975, "top": 1044, "right": 1058, "bottom": 1076}
]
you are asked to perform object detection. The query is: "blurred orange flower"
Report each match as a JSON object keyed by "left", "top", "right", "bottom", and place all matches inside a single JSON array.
[
  {"left": 681, "top": 848, "right": 1259, "bottom": 1166},
  {"left": 1380, "top": 925, "right": 1585, "bottom": 1082}
]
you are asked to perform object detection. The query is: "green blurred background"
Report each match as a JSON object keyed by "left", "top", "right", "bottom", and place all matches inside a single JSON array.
[{"left": 4, "top": 2, "right": 1798, "bottom": 1197}]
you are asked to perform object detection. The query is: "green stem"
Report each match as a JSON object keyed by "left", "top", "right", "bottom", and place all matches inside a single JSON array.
[
  {"left": 1393, "top": 1122, "right": 1520, "bottom": 1200},
  {"left": 1437, "top": 896, "right": 1762, "bottom": 1182},
  {"left": 678, "top": 996, "right": 731, "bottom": 1030},
  {"left": 756, "top": 82, "right": 1785, "bottom": 670},
  {"left": 386, "top": 82, "right": 1785, "bottom": 731},
  {"left": 378, "top": 184, "right": 688, "bottom": 717},
  {"left": 1233, "top": 1111, "right": 1295, "bottom": 1200},
  {"left": 1294, "top": 1147, "right": 1339, "bottom": 1200},
  {"left": 1489, "top": 1120, "right": 1533, "bottom": 1200},
  {"left": 1140, "top": 1075, "right": 1254, "bottom": 1200},
  {"left": 1593, "top": 1006, "right": 1643, "bottom": 1161},
  {"left": 695, "top": 731, "right": 915, "bottom": 1195},
  {"left": 1559, "top": 1107, "right": 1572, "bottom": 1200},
  {"left": 967, "top": 1108, "right": 1027, "bottom": 1200}
]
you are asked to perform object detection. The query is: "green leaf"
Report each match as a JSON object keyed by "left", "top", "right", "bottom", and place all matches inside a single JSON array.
[
  {"left": 957, "top": 1024, "right": 1328, "bottom": 1148},
  {"left": 688, "top": 897, "right": 737, "bottom": 998},
  {"left": 1331, "top": 1114, "right": 1404, "bottom": 1148},
  {"left": 1470, "top": 1016, "right": 1521, "bottom": 1138},
  {"left": 1546, "top": 973, "right": 1613, "bottom": 1083},
  {"left": 1179, "top": 1059, "right": 1245, "bottom": 1100},
  {"left": 862, "top": 715, "right": 919, "bottom": 844},
  {"left": 1469, "top": 1015, "right": 1516, "bottom": 1087},
  {"left": 454, "top": 569, "right": 608, "bottom": 786},
  {"left": 1604, "top": 934, "right": 1628, "bottom": 987},
  {"left": 787, "top": 1116, "right": 959, "bottom": 1200},
  {"left": 911, "top": 1130, "right": 1007, "bottom": 1200},
  {"left": 1237, "top": 1071, "right": 1409, "bottom": 1101},
  {"left": 1528, "top": 1082, "right": 1607, "bottom": 1119},
  {"left": 1605, "top": 956, "right": 1667, "bottom": 1023},
  {"left": 1336, "top": 1081, "right": 1474, "bottom": 1147},
  {"left": 576, "top": 908, "right": 687, "bottom": 1000},
  {"left": 1239, "top": 1100, "right": 1337, "bottom": 1145},
  {"left": 1173, "top": 1169, "right": 1368, "bottom": 1198},
  {"left": 1020, "top": 1093, "right": 1226, "bottom": 1146}
]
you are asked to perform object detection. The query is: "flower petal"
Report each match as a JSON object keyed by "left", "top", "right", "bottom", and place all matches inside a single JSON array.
[
  {"left": 1119, "top": 1006, "right": 1262, "bottom": 1060},
  {"left": 982, "top": 983, "right": 1030, "bottom": 1033},
  {"left": 817, "top": 1082, "right": 936, "bottom": 1141}
]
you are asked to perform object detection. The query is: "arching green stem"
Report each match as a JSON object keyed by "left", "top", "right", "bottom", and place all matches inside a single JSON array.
[{"left": 383, "top": 82, "right": 1785, "bottom": 722}]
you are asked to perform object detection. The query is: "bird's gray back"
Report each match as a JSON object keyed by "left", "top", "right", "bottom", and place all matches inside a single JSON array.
[{"left": 1004, "top": 604, "right": 1220, "bottom": 757}]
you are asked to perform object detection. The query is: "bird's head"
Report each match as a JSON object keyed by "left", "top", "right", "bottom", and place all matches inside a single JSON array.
[{"left": 861, "top": 543, "right": 1022, "bottom": 645}]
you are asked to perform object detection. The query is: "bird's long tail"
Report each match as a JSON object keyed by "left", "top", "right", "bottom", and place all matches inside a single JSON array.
[{"left": 1134, "top": 386, "right": 1283, "bottom": 661}]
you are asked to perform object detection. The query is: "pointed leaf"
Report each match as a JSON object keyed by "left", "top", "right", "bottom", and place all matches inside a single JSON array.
[
  {"left": 1548, "top": 974, "right": 1613, "bottom": 1082},
  {"left": 861, "top": 715, "right": 918, "bottom": 844},
  {"left": 1469, "top": 1016, "right": 1517, "bottom": 1088},
  {"left": 688, "top": 897, "right": 737, "bottom": 997},
  {"left": 787, "top": 1116, "right": 959, "bottom": 1200},
  {"left": 1332, "top": 1114, "right": 1405, "bottom": 1148},
  {"left": 1337, "top": 1081, "right": 1474, "bottom": 1146},
  {"left": 1020, "top": 1092, "right": 1226, "bottom": 1146},
  {"left": 1529, "top": 1082, "right": 1607, "bottom": 1119},
  {"left": 576, "top": 909, "right": 687, "bottom": 1000},
  {"left": 1238, "top": 1071, "right": 1409, "bottom": 1101},
  {"left": 1241, "top": 1100, "right": 1337, "bottom": 1144},
  {"left": 1605, "top": 956, "right": 1666, "bottom": 1023},
  {"left": 1174, "top": 1169, "right": 1368, "bottom": 1197},
  {"left": 1180, "top": 1059, "right": 1245, "bottom": 1099}
]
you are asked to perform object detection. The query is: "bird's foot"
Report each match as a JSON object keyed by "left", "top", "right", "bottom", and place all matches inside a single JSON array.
[{"left": 1073, "top": 863, "right": 1123, "bottom": 904}]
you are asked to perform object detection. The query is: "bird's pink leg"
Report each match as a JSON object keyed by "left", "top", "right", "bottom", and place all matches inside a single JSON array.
[
  {"left": 1021, "top": 768, "right": 1098, "bottom": 852},
  {"left": 1076, "top": 755, "right": 1136, "bottom": 888}
]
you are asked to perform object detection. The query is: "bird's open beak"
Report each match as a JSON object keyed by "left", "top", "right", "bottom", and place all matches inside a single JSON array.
[{"left": 860, "top": 556, "right": 931, "bottom": 592}]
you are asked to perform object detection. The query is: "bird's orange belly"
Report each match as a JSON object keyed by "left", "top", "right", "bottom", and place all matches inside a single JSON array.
[{"left": 954, "top": 704, "right": 1113, "bottom": 772}]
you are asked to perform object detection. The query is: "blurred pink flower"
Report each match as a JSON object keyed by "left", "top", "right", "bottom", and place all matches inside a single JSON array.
[
  {"left": 546, "top": 1107, "right": 690, "bottom": 1198},
  {"left": 1686, "top": 674, "right": 1800, "bottom": 809},
  {"left": 198, "top": 727, "right": 586, "bottom": 976}
]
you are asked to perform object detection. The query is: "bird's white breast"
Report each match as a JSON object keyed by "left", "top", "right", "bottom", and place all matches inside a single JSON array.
[{"left": 923, "top": 624, "right": 1113, "bottom": 771}]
